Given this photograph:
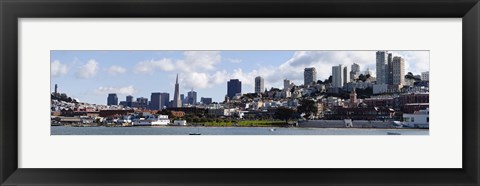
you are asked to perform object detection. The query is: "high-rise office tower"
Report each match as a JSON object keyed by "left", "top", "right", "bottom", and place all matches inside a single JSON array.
[
  {"left": 304, "top": 67, "right": 317, "bottom": 86},
  {"left": 254, "top": 76, "right": 264, "bottom": 94},
  {"left": 187, "top": 89, "right": 197, "bottom": 105},
  {"left": 332, "top": 65, "right": 344, "bottom": 88},
  {"left": 350, "top": 63, "right": 360, "bottom": 81},
  {"left": 392, "top": 56, "right": 405, "bottom": 86},
  {"left": 172, "top": 74, "right": 182, "bottom": 108},
  {"left": 107, "top": 93, "right": 118, "bottom": 105},
  {"left": 150, "top": 92, "right": 162, "bottom": 110},
  {"left": 343, "top": 66, "right": 350, "bottom": 85},
  {"left": 376, "top": 51, "right": 389, "bottom": 84},
  {"left": 227, "top": 79, "right": 242, "bottom": 99}
]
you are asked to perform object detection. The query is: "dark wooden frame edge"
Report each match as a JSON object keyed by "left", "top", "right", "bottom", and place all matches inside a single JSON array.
[{"left": 1, "top": 0, "right": 478, "bottom": 185}]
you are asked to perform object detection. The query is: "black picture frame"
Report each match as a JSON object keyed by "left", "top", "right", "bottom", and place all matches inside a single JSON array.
[{"left": 1, "top": 0, "right": 479, "bottom": 185}]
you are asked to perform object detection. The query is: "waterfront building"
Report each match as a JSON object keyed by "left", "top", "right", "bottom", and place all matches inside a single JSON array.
[
  {"left": 376, "top": 51, "right": 389, "bottom": 84},
  {"left": 402, "top": 108, "right": 429, "bottom": 128},
  {"left": 254, "top": 76, "right": 264, "bottom": 94},
  {"left": 392, "top": 56, "right": 405, "bottom": 86},
  {"left": 421, "top": 71, "right": 429, "bottom": 81},
  {"left": 126, "top": 95, "right": 133, "bottom": 107},
  {"left": 187, "top": 89, "right": 197, "bottom": 105},
  {"left": 54, "top": 84, "right": 58, "bottom": 95},
  {"left": 350, "top": 63, "right": 360, "bottom": 81},
  {"left": 150, "top": 92, "right": 162, "bottom": 110},
  {"left": 304, "top": 67, "right": 317, "bottom": 86},
  {"left": 324, "top": 107, "right": 395, "bottom": 120},
  {"left": 227, "top": 79, "right": 242, "bottom": 99},
  {"left": 343, "top": 66, "right": 350, "bottom": 85},
  {"left": 107, "top": 93, "right": 118, "bottom": 106},
  {"left": 172, "top": 74, "right": 182, "bottom": 108},
  {"left": 332, "top": 65, "right": 344, "bottom": 88}
]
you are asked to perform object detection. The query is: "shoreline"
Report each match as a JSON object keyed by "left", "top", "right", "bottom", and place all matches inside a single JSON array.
[{"left": 51, "top": 125, "right": 428, "bottom": 130}]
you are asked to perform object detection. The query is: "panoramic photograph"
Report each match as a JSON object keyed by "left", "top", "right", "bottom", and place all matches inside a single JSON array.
[{"left": 50, "top": 50, "right": 429, "bottom": 135}]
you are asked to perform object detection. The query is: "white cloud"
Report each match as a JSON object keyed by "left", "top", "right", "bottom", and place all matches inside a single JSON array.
[
  {"left": 94, "top": 85, "right": 136, "bottom": 95},
  {"left": 76, "top": 59, "right": 99, "bottom": 78},
  {"left": 181, "top": 70, "right": 229, "bottom": 89},
  {"left": 51, "top": 60, "right": 68, "bottom": 77},
  {"left": 134, "top": 51, "right": 221, "bottom": 74},
  {"left": 176, "top": 51, "right": 221, "bottom": 72},
  {"left": 107, "top": 65, "right": 127, "bottom": 75},
  {"left": 227, "top": 58, "right": 242, "bottom": 64},
  {"left": 134, "top": 58, "right": 175, "bottom": 74}
]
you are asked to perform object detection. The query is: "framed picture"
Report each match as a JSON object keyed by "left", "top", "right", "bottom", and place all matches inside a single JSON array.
[{"left": 1, "top": 0, "right": 478, "bottom": 185}]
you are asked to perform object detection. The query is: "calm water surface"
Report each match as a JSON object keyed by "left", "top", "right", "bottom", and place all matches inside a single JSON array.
[{"left": 51, "top": 126, "right": 429, "bottom": 135}]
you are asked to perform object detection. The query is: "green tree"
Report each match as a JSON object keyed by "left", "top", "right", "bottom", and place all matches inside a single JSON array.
[
  {"left": 274, "top": 107, "right": 296, "bottom": 124},
  {"left": 297, "top": 99, "right": 317, "bottom": 120}
]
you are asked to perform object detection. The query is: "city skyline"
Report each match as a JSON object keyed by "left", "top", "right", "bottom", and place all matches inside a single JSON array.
[{"left": 51, "top": 50, "right": 429, "bottom": 105}]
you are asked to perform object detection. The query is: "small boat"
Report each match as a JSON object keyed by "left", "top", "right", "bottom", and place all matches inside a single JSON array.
[
  {"left": 189, "top": 133, "right": 201, "bottom": 135},
  {"left": 387, "top": 132, "right": 401, "bottom": 135},
  {"left": 269, "top": 128, "right": 276, "bottom": 132}
]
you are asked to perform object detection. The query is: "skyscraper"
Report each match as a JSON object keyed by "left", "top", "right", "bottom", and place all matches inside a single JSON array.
[
  {"left": 304, "top": 67, "right": 317, "bottom": 86},
  {"left": 332, "top": 65, "right": 344, "bottom": 88},
  {"left": 136, "top": 97, "right": 149, "bottom": 109},
  {"left": 180, "top": 94, "right": 185, "bottom": 105},
  {"left": 126, "top": 95, "right": 133, "bottom": 107},
  {"left": 172, "top": 74, "right": 182, "bottom": 108},
  {"left": 343, "top": 66, "right": 350, "bottom": 85},
  {"left": 376, "top": 51, "right": 389, "bottom": 84},
  {"left": 254, "top": 76, "right": 264, "bottom": 94},
  {"left": 187, "top": 89, "right": 197, "bottom": 105},
  {"left": 227, "top": 79, "right": 242, "bottom": 99},
  {"left": 350, "top": 63, "right": 360, "bottom": 81},
  {"left": 387, "top": 53, "right": 394, "bottom": 85},
  {"left": 284, "top": 79, "right": 292, "bottom": 91},
  {"left": 392, "top": 56, "right": 405, "bottom": 86},
  {"left": 160, "top": 93, "right": 170, "bottom": 109},
  {"left": 150, "top": 92, "right": 162, "bottom": 110},
  {"left": 107, "top": 93, "right": 118, "bottom": 105}
]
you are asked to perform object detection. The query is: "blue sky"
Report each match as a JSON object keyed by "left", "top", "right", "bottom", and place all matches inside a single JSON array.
[{"left": 51, "top": 50, "right": 429, "bottom": 105}]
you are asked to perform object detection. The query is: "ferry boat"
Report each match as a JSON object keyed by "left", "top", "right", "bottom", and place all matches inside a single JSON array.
[
  {"left": 401, "top": 108, "right": 429, "bottom": 129},
  {"left": 133, "top": 115, "right": 170, "bottom": 126}
]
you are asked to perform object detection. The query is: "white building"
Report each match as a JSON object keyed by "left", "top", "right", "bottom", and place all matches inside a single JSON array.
[
  {"left": 304, "top": 67, "right": 317, "bottom": 86},
  {"left": 332, "top": 65, "right": 344, "bottom": 88},
  {"left": 402, "top": 108, "right": 429, "bottom": 128},
  {"left": 173, "top": 120, "right": 187, "bottom": 126},
  {"left": 392, "top": 56, "right": 405, "bottom": 86},
  {"left": 284, "top": 79, "right": 293, "bottom": 91},
  {"left": 376, "top": 51, "right": 389, "bottom": 84},
  {"left": 350, "top": 63, "right": 360, "bottom": 81},
  {"left": 254, "top": 76, "right": 264, "bottom": 94},
  {"left": 421, "top": 71, "right": 429, "bottom": 81},
  {"left": 343, "top": 66, "right": 350, "bottom": 85}
]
